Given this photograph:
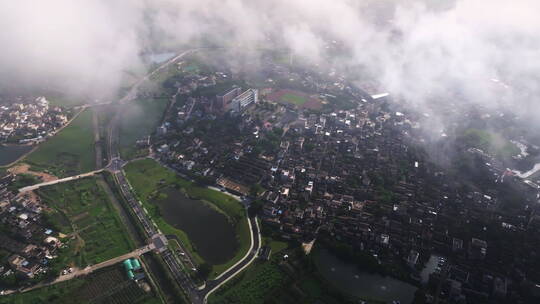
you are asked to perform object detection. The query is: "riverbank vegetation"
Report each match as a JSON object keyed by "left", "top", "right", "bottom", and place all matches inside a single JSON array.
[
  {"left": 25, "top": 108, "right": 95, "bottom": 177},
  {"left": 123, "top": 158, "right": 250, "bottom": 278}
]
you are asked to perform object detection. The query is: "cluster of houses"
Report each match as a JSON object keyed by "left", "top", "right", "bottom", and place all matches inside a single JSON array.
[
  {"left": 0, "top": 96, "right": 68, "bottom": 144},
  {"left": 0, "top": 174, "right": 62, "bottom": 282},
  {"left": 156, "top": 95, "right": 540, "bottom": 302},
  {"left": 147, "top": 52, "right": 540, "bottom": 303}
]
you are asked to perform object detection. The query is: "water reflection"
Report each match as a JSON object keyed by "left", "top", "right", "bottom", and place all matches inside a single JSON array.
[
  {"left": 315, "top": 248, "right": 417, "bottom": 304},
  {"left": 156, "top": 187, "right": 238, "bottom": 265}
]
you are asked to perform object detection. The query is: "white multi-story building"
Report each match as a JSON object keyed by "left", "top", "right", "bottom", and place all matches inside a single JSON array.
[{"left": 229, "top": 89, "right": 258, "bottom": 114}]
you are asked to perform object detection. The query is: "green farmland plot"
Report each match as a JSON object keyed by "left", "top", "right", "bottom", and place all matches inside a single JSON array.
[
  {"left": 38, "top": 177, "right": 134, "bottom": 267},
  {"left": 25, "top": 108, "right": 95, "bottom": 177}
]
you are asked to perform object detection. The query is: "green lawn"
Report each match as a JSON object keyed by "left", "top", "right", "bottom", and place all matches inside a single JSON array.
[
  {"left": 25, "top": 108, "right": 95, "bottom": 177},
  {"left": 118, "top": 98, "right": 168, "bottom": 159},
  {"left": 281, "top": 93, "right": 307, "bottom": 106},
  {"left": 38, "top": 177, "right": 134, "bottom": 268},
  {"left": 267, "top": 239, "right": 288, "bottom": 254},
  {"left": 123, "top": 159, "right": 250, "bottom": 277}
]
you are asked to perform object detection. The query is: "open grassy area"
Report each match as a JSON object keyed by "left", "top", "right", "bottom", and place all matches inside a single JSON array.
[
  {"left": 25, "top": 108, "right": 95, "bottom": 177},
  {"left": 1, "top": 265, "right": 161, "bottom": 304},
  {"left": 38, "top": 177, "right": 134, "bottom": 267},
  {"left": 264, "top": 238, "right": 288, "bottom": 254},
  {"left": 118, "top": 98, "right": 168, "bottom": 160},
  {"left": 281, "top": 93, "right": 308, "bottom": 106},
  {"left": 123, "top": 159, "right": 250, "bottom": 277}
]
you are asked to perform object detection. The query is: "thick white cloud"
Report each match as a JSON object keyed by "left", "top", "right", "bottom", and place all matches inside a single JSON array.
[
  {"left": 0, "top": 0, "right": 538, "bottom": 120},
  {"left": 0, "top": 1, "right": 146, "bottom": 97}
]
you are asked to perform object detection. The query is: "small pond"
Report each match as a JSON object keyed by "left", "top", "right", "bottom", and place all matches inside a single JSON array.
[{"left": 157, "top": 187, "right": 238, "bottom": 265}]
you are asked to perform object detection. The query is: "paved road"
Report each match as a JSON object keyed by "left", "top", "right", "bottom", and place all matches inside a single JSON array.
[
  {"left": 114, "top": 170, "right": 159, "bottom": 236},
  {"left": 57, "top": 244, "right": 154, "bottom": 282},
  {"left": 201, "top": 215, "right": 261, "bottom": 303},
  {"left": 18, "top": 169, "right": 104, "bottom": 192}
]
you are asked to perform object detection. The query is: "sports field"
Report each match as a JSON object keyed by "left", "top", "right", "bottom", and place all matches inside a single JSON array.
[
  {"left": 281, "top": 93, "right": 308, "bottom": 106},
  {"left": 267, "top": 89, "right": 323, "bottom": 110}
]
